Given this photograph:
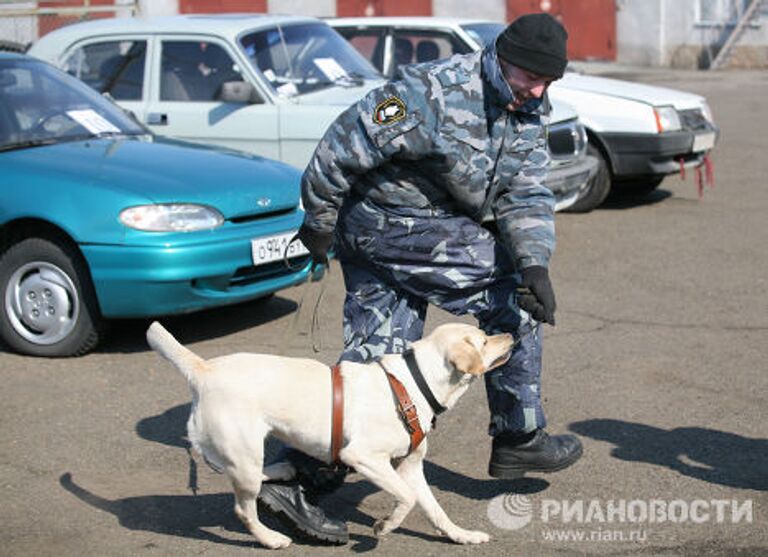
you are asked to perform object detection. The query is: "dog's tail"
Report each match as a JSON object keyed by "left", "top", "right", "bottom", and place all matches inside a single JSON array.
[{"left": 146, "top": 321, "right": 206, "bottom": 385}]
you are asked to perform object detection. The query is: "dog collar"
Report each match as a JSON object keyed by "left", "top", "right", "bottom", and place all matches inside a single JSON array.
[{"left": 403, "top": 348, "right": 448, "bottom": 416}]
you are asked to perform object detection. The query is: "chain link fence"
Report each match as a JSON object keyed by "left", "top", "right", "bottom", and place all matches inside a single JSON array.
[{"left": 0, "top": 1, "right": 139, "bottom": 52}]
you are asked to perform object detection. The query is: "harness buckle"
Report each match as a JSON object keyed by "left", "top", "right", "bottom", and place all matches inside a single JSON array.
[{"left": 397, "top": 404, "right": 416, "bottom": 433}]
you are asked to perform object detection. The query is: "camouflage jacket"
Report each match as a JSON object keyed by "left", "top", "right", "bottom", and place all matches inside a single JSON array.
[{"left": 301, "top": 46, "right": 555, "bottom": 269}]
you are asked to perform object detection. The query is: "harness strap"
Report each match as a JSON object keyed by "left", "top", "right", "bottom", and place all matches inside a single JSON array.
[
  {"left": 380, "top": 364, "right": 425, "bottom": 454},
  {"left": 330, "top": 364, "right": 344, "bottom": 463},
  {"left": 403, "top": 348, "right": 447, "bottom": 416}
]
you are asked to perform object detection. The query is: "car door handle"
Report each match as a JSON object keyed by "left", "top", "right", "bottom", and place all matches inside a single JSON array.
[{"left": 146, "top": 113, "right": 168, "bottom": 126}]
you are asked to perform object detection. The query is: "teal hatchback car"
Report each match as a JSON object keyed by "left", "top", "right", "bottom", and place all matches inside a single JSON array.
[{"left": 0, "top": 53, "right": 313, "bottom": 357}]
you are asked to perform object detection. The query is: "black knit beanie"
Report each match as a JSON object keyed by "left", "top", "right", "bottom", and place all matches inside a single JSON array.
[{"left": 496, "top": 13, "right": 568, "bottom": 78}]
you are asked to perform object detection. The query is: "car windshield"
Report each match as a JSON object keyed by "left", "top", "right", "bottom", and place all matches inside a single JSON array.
[
  {"left": 460, "top": 22, "right": 506, "bottom": 48},
  {"left": 0, "top": 58, "right": 147, "bottom": 152},
  {"left": 240, "top": 22, "right": 381, "bottom": 97}
]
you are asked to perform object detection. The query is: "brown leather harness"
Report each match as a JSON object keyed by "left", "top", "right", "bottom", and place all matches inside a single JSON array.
[
  {"left": 330, "top": 364, "right": 345, "bottom": 463},
  {"left": 329, "top": 361, "right": 428, "bottom": 463}
]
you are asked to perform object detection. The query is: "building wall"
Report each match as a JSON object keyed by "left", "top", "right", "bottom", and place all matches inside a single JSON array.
[
  {"left": 505, "top": 0, "right": 617, "bottom": 61},
  {"left": 616, "top": 0, "right": 663, "bottom": 65},
  {"left": 433, "top": 0, "right": 505, "bottom": 21},
  {"left": 337, "top": 0, "right": 431, "bottom": 16},
  {"left": 138, "top": 0, "right": 177, "bottom": 17},
  {"left": 617, "top": 0, "right": 768, "bottom": 68},
  {"left": 8, "top": 0, "right": 766, "bottom": 67},
  {"left": 0, "top": 2, "right": 37, "bottom": 45},
  {"left": 178, "top": 0, "right": 266, "bottom": 12},
  {"left": 267, "top": 0, "right": 335, "bottom": 17}
]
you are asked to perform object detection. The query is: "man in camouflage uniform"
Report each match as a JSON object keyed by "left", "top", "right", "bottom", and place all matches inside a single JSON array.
[{"left": 259, "top": 13, "right": 583, "bottom": 543}]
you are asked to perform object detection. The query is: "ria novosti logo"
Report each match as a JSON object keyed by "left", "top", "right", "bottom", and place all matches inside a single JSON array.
[
  {"left": 487, "top": 494, "right": 534, "bottom": 530},
  {"left": 488, "top": 495, "right": 753, "bottom": 530}
]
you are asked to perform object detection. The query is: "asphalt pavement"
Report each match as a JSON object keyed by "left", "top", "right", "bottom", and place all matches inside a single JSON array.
[{"left": 1, "top": 68, "right": 766, "bottom": 556}]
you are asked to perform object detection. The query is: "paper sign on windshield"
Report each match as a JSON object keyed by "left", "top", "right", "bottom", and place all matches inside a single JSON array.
[
  {"left": 66, "top": 110, "right": 121, "bottom": 135},
  {"left": 276, "top": 82, "right": 299, "bottom": 97},
  {"left": 313, "top": 58, "right": 348, "bottom": 81}
]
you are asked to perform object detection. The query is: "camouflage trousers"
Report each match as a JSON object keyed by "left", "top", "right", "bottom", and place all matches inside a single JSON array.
[{"left": 336, "top": 197, "right": 546, "bottom": 436}]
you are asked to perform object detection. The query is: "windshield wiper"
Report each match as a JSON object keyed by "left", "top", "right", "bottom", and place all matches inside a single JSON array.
[
  {"left": 299, "top": 72, "right": 366, "bottom": 90},
  {"left": 333, "top": 72, "right": 365, "bottom": 87},
  {"left": 67, "top": 130, "right": 148, "bottom": 142},
  {"left": 0, "top": 137, "right": 61, "bottom": 153},
  {"left": 0, "top": 131, "right": 147, "bottom": 153}
]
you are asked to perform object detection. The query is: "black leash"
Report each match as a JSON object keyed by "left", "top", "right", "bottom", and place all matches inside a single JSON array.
[
  {"left": 282, "top": 231, "right": 329, "bottom": 353},
  {"left": 186, "top": 445, "right": 198, "bottom": 496},
  {"left": 512, "top": 320, "right": 541, "bottom": 350}
]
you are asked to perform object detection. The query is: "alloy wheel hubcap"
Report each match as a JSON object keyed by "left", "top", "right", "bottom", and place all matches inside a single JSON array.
[{"left": 5, "top": 261, "right": 79, "bottom": 345}]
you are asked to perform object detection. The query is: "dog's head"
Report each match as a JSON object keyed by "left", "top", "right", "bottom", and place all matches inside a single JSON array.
[{"left": 426, "top": 323, "right": 514, "bottom": 377}]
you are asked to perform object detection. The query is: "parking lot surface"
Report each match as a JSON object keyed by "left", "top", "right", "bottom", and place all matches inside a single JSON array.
[{"left": 1, "top": 68, "right": 766, "bottom": 556}]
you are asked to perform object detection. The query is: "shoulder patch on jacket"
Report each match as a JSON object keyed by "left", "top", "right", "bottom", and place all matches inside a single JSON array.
[{"left": 373, "top": 96, "right": 407, "bottom": 125}]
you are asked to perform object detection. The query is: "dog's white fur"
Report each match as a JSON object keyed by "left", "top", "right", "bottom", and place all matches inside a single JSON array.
[{"left": 147, "top": 321, "right": 513, "bottom": 549}]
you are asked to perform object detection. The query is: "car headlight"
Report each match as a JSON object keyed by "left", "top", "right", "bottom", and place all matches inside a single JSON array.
[
  {"left": 653, "top": 105, "right": 682, "bottom": 133},
  {"left": 547, "top": 118, "right": 587, "bottom": 160},
  {"left": 119, "top": 204, "right": 224, "bottom": 232},
  {"left": 574, "top": 120, "right": 588, "bottom": 157}
]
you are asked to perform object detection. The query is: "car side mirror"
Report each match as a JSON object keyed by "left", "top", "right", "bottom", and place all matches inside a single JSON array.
[{"left": 218, "top": 81, "right": 262, "bottom": 104}]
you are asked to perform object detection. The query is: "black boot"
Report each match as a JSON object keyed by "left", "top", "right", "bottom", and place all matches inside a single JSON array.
[
  {"left": 489, "top": 429, "right": 583, "bottom": 479},
  {"left": 258, "top": 481, "right": 349, "bottom": 544}
]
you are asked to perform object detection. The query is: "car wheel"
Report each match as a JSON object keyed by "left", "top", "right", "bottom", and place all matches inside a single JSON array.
[
  {"left": 0, "top": 40, "right": 27, "bottom": 53},
  {"left": 564, "top": 143, "right": 612, "bottom": 213},
  {"left": 0, "top": 238, "right": 103, "bottom": 357},
  {"left": 615, "top": 176, "right": 665, "bottom": 195}
]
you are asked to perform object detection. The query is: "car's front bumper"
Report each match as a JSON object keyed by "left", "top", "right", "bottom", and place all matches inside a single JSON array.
[
  {"left": 546, "top": 154, "right": 599, "bottom": 211},
  {"left": 602, "top": 124, "right": 719, "bottom": 179},
  {"left": 80, "top": 213, "right": 315, "bottom": 318}
]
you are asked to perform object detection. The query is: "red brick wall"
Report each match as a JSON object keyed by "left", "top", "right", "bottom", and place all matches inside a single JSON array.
[
  {"left": 38, "top": 0, "right": 115, "bottom": 37},
  {"left": 337, "top": 0, "right": 431, "bottom": 17},
  {"left": 179, "top": 0, "right": 267, "bottom": 13}
]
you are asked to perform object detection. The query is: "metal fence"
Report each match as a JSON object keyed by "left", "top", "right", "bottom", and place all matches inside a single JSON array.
[{"left": 0, "top": 0, "right": 139, "bottom": 51}]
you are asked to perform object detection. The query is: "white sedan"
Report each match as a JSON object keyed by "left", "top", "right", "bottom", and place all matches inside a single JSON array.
[{"left": 330, "top": 17, "right": 719, "bottom": 211}]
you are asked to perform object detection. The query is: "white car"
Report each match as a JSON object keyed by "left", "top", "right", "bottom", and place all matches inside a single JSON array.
[
  {"left": 28, "top": 14, "right": 595, "bottom": 212},
  {"left": 330, "top": 17, "right": 719, "bottom": 211},
  {"left": 28, "top": 15, "right": 383, "bottom": 170}
]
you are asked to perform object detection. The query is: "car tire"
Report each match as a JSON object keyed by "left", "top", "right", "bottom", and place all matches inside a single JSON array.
[
  {"left": 615, "top": 176, "right": 665, "bottom": 195},
  {"left": 563, "top": 143, "right": 612, "bottom": 213},
  {"left": 0, "top": 40, "right": 27, "bottom": 53},
  {"left": 0, "top": 237, "right": 104, "bottom": 357}
]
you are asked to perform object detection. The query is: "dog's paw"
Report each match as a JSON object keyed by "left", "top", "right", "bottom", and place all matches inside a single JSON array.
[
  {"left": 259, "top": 531, "right": 292, "bottom": 549},
  {"left": 448, "top": 528, "right": 490, "bottom": 545},
  {"left": 373, "top": 518, "right": 395, "bottom": 537}
]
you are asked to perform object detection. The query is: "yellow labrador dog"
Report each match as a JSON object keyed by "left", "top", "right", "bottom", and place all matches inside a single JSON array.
[{"left": 147, "top": 321, "right": 513, "bottom": 549}]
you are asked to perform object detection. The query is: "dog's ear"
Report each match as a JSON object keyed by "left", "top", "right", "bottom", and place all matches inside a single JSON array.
[{"left": 448, "top": 337, "right": 485, "bottom": 376}]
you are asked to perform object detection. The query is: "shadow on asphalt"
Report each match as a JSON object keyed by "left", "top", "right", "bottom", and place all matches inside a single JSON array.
[
  {"left": 570, "top": 419, "right": 768, "bottom": 491},
  {"left": 93, "top": 295, "right": 298, "bottom": 355},
  {"left": 59, "top": 471, "right": 452, "bottom": 550},
  {"left": 58, "top": 472, "right": 314, "bottom": 548},
  {"left": 131, "top": 402, "right": 549, "bottom": 549},
  {"left": 598, "top": 188, "right": 673, "bottom": 210},
  {"left": 136, "top": 403, "right": 191, "bottom": 449},
  {"left": 424, "top": 461, "right": 550, "bottom": 499}
]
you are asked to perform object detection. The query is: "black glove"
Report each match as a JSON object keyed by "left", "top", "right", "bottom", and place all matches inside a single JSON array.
[
  {"left": 516, "top": 266, "right": 556, "bottom": 325},
  {"left": 297, "top": 223, "right": 334, "bottom": 268}
]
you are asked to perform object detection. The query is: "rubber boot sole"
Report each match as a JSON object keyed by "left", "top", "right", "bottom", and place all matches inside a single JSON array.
[
  {"left": 488, "top": 443, "right": 583, "bottom": 479},
  {"left": 257, "top": 489, "right": 349, "bottom": 545}
]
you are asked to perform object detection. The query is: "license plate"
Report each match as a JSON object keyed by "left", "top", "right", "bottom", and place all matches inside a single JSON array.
[
  {"left": 251, "top": 231, "right": 309, "bottom": 267},
  {"left": 692, "top": 132, "right": 715, "bottom": 152}
]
